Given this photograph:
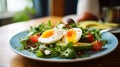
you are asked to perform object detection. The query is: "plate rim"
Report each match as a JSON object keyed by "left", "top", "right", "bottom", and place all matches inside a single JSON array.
[{"left": 9, "top": 31, "right": 118, "bottom": 62}]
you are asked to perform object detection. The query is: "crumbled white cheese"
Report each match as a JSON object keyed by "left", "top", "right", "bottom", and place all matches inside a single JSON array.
[
  {"left": 44, "top": 50, "right": 51, "bottom": 55},
  {"left": 30, "top": 47, "right": 35, "bottom": 50}
]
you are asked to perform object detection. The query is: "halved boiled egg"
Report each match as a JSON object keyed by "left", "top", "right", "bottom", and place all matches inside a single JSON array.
[
  {"left": 63, "top": 28, "right": 82, "bottom": 43},
  {"left": 38, "top": 29, "right": 64, "bottom": 44}
]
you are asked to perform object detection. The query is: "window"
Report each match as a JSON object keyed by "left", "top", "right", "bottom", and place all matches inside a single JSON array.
[
  {"left": 0, "top": 0, "right": 33, "bottom": 18},
  {"left": 0, "top": 0, "right": 7, "bottom": 13},
  {"left": 7, "top": 0, "right": 33, "bottom": 12}
]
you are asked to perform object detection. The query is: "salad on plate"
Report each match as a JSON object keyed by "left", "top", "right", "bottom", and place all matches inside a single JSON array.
[{"left": 20, "top": 19, "right": 107, "bottom": 59}]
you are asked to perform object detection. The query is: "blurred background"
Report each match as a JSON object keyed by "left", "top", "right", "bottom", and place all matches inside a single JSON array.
[{"left": 0, "top": 0, "right": 120, "bottom": 26}]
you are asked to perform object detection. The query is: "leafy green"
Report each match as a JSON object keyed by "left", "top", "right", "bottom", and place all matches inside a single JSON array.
[
  {"left": 54, "top": 45, "right": 63, "bottom": 52},
  {"left": 20, "top": 37, "right": 29, "bottom": 49},
  {"left": 101, "top": 39, "right": 108, "bottom": 46},
  {"left": 27, "top": 20, "right": 52, "bottom": 36},
  {"left": 65, "top": 42, "right": 74, "bottom": 48},
  {"left": 36, "top": 50, "right": 43, "bottom": 57},
  {"left": 60, "top": 48, "right": 77, "bottom": 59},
  {"left": 81, "top": 28, "right": 101, "bottom": 41},
  {"left": 69, "top": 22, "right": 76, "bottom": 28},
  {"left": 48, "top": 48, "right": 60, "bottom": 57},
  {"left": 27, "top": 26, "right": 38, "bottom": 36},
  {"left": 90, "top": 28, "right": 101, "bottom": 40},
  {"left": 19, "top": 20, "right": 108, "bottom": 59}
]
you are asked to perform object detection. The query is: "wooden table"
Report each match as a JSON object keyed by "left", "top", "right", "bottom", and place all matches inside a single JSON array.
[{"left": 0, "top": 16, "right": 120, "bottom": 67}]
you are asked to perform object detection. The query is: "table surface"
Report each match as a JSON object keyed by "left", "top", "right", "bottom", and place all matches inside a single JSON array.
[{"left": 0, "top": 16, "right": 120, "bottom": 67}]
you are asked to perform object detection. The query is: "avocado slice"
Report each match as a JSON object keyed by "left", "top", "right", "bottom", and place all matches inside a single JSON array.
[
  {"left": 56, "top": 41, "right": 66, "bottom": 46},
  {"left": 104, "top": 23, "right": 119, "bottom": 27},
  {"left": 73, "top": 42, "right": 93, "bottom": 51},
  {"left": 78, "top": 21, "right": 101, "bottom": 28},
  {"left": 78, "top": 21, "right": 119, "bottom": 29},
  {"left": 56, "top": 41, "right": 93, "bottom": 51}
]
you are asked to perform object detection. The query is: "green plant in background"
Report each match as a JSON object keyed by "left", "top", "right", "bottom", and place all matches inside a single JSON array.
[{"left": 12, "top": 7, "right": 36, "bottom": 22}]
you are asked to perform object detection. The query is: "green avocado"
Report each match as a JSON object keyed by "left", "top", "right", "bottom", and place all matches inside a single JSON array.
[
  {"left": 78, "top": 21, "right": 119, "bottom": 29},
  {"left": 73, "top": 42, "right": 93, "bottom": 51},
  {"left": 56, "top": 41, "right": 66, "bottom": 46}
]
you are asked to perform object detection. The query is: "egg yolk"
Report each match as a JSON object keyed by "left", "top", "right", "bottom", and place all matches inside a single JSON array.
[
  {"left": 66, "top": 29, "right": 76, "bottom": 43},
  {"left": 41, "top": 29, "right": 54, "bottom": 38}
]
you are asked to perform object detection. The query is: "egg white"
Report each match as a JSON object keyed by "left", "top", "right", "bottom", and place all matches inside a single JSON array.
[
  {"left": 38, "top": 29, "right": 64, "bottom": 44},
  {"left": 62, "top": 28, "right": 82, "bottom": 43}
]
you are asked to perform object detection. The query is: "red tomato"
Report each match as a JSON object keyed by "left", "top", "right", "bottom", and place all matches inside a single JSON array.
[
  {"left": 92, "top": 41, "right": 102, "bottom": 51},
  {"left": 29, "top": 35, "right": 39, "bottom": 43},
  {"left": 86, "top": 33, "right": 94, "bottom": 42}
]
